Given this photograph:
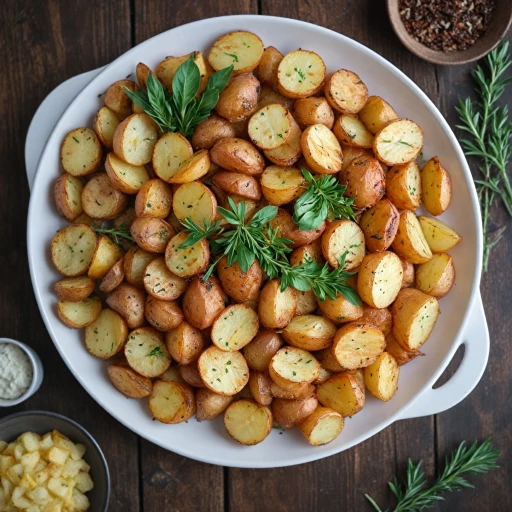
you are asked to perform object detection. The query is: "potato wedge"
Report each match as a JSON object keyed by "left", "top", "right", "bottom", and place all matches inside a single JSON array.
[
  {"left": 264, "top": 116, "right": 303, "bottom": 167},
  {"left": 152, "top": 132, "right": 193, "bottom": 182},
  {"left": 293, "top": 96, "right": 334, "bottom": 129},
  {"left": 332, "top": 322, "right": 386, "bottom": 370},
  {"left": 373, "top": 119, "right": 423, "bottom": 166},
  {"left": 191, "top": 114, "right": 237, "bottom": 150},
  {"left": 339, "top": 155, "right": 385, "bottom": 209},
  {"left": 107, "top": 360, "right": 152, "bottom": 399},
  {"left": 145, "top": 297, "right": 183, "bottom": 331},
  {"left": 416, "top": 253, "right": 455, "bottom": 298},
  {"left": 269, "top": 347, "right": 320, "bottom": 391},
  {"left": 248, "top": 371, "right": 273, "bottom": 406},
  {"left": 106, "top": 283, "right": 146, "bottom": 329},
  {"left": 386, "top": 161, "right": 421, "bottom": 210},
  {"left": 321, "top": 219, "right": 365, "bottom": 270},
  {"left": 54, "top": 173, "right": 83, "bottom": 221},
  {"left": 54, "top": 276, "right": 95, "bottom": 302},
  {"left": 243, "top": 330, "right": 284, "bottom": 372},
  {"left": 104, "top": 79, "right": 139, "bottom": 120},
  {"left": 51, "top": 224, "right": 97, "bottom": 277},
  {"left": 215, "top": 73, "right": 260, "bottom": 122},
  {"left": 130, "top": 216, "right": 173, "bottom": 253},
  {"left": 143, "top": 257, "right": 187, "bottom": 300},
  {"left": 211, "top": 304, "right": 259, "bottom": 351},
  {"left": 421, "top": 156, "right": 452, "bottom": 215},
  {"left": 295, "top": 290, "right": 318, "bottom": 316},
  {"left": 60, "top": 128, "right": 102, "bottom": 176},
  {"left": 198, "top": 346, "right": 249, "bottom": 396},
  {"left": 418, "top": 215, "right": 462, "bottom": 253},
  {"left": 87, "top": 234, "right": 124, "bottom": 280},
  {"left": 359, "top": 95, "right": 398, "bottom": 134},
  {"left": 99, "top": 258, "right": 124, "bottom": 293},
  {"left": 217, "top": 256, "right": 263, "bottom": 303},
  {"left": 135, "top": 179, "right": 173, "bottom": 218},
  {"left": 317, "top": 372, "right": 365, "bottom": 417},
  {"left": 224, "top": 399, "right": 272, "bottom": 445},
  {"left": 212, "top": 171, "right": 261, "bottom": 201},
  {"left": 258, "top": 46, "right": 283, "bottom": 88},
  {"left": 364, "top": 352, "right": 399, "bottom": 401},
  {"left": 392, "top": 211, "right": 433, "bottom": 264},
  {"left": 57, "top": 295, "right": 102, "bottom": 328},
  {"left": 301, "top": 124, "right": 343, "bottom": 174},
  {"left": 385, "top": 331, "right": 423, "bottom": 366},
  {"left": 82, "top": 173, "right": 128, "bottom": 219},
  {"left": 258, "top": 279, "right": 297, "bottom": 329},
  {"left": 391, "top": 288, "right": 440, "bottom": 351},
  {"left": 400, "top": 257, "right": 415, "bottom": 288},
  {"left": 248, "top": 104, "right": 292, "bottom": 150},
  {"left": 182, "top": 276, "right": 227, "bottom": 329},
  {"left": 260, "top": 165, "right": 305, "bottom": 206},
  {"left": 298, "top": 406, "right": 344, "bottom": 446},
  {"left": 357, "top": 251, "right": 403, "bottom": 308},
  {"left": 124, "top": 327, "right": 170, "bottom": 377},
  {"left": 124, "top": 246, "right": 158, "bottom": 288},
  {"left": 272, "top": 395, "right": 318, "bottom": 429},
  {"left": 180, "top": 362, "right": 206, "bottom": 388},
  {"left": 165, "top": 321, "right": 205, "bottom": 365},
  {"left": 196, "top": 388, "right": 233, "bottom": 421},
  {"left": 149, "top": 380, "right": 196, "bottom": 424},
  {"left": 93, "top": 106, "right": 121, "bottom": 149},
  {"left": 210, "top": 137, "right": 265, "bottom": 175},
  {"left": 168, "top": 150, "right": 210, "bottom": 184},
  {"left": 333, "top": 115, "right": 374, "bottom": 148},
  {"left": 85, "top": 308, "right": 128, "bottom": 359},
  {"left": 317, "top": 292, "right": 363, "bottom": 323},
  {"left": 358, "top": 306, "right": 393, "bottom": 335},
  {"left": 282, "top": 315, "right": 337, "bottom": 350},
  {"left": 360, "top": 198, "right": 399, "bottom": 253},
  {"left": 165, "top": 232, "right": 210, "bottom": 278},
  {"left": 277, "top": 50, "right": 325, "bottom": 99},
  {"left": 324, "top": 69, "right": 368, "bottom": 114}
]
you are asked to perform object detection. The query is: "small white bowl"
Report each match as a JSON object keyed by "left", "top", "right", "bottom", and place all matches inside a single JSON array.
[{"left": 0, "top": 338, "right": 43, "bottom": 407}]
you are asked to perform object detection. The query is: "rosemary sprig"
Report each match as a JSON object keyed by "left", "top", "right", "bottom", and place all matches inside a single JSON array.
[
  {"left": 93, "top": 224, "right": 134, "bottom": 246},
  {"left": 456, "top": 42, "right": 512, "bottom": 271},
  {"left": 293, "top": 169, "right": 356, "bottom": 231},
  {"left": 365, "top": 438, "right": 500, "bottom": 512}
]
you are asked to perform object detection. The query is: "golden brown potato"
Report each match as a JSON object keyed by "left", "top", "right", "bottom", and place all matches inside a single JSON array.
[
  {"left": 333, "top": 115, "right": 374, "bottom": 148},
  {"left": 317, "top": 292, "right": 363, "bottom": 324},
  {"left": 135, "top": 62, "right": 152, "bottom": 88},
  {"left": 298, "top": 406, "right": 344, "bottom": 446},
  {"left": 210, "top": 137, "right": 265, "bottom": 176},
  {"left": 269, "top": 207, "right": 325, "bottom": 248},
  {"left": 243, "top": 330, "right": 284, "bottom": 371},
  {"left": 135, "top": 179, "right": 173, "bottom": 218},
  {"left": 282, "top": 315, "right": 337, "bottom": 350},
  {"left": 248, "top": 104, "right": 293, "bottom": 150},
  {"left": 165, "top": 321, "right": 205, "bottom": 365},
  {"left": 168, "top": 150, "right": 211, "bottom": 184},
  {"left": 130, "top": 216, "right": 173, "bottom": 253},
  {"left": 54, "top": 276, "right": 96, "bottom": 302},
  {"left": 316, "top": 346, "right": 345, "bottom": 372},
  {"left": 421, "top": 156, "right": 452, "bottom": 216},
  {"left": 60, "top": 127, "right": 103, "bottom": 178},
  {"left": 161, "top": 363, "right": 186, "bottom": 383},
  {"left": 145, "top": 297, "right": 183, "bottom": 331},
  {"left": 357, "top": 251, "right": 403, "bottom": 308},
  {"left": 258, "top": 279, "right": 297, "bottom": 329},
  {"left": 339, "top": 155, "right": 385, "bottom": 209},
  {"left": 196, "top": 388, "right": 234, "bottom": 421},
  {"left": 124, "top": 246, "right": 158, "bottom": 288},
  {"left": 270, "top": 381, "right": 316, "bottom": 399},
  {"left": 88, "top": 234, "right": 124, "bottom": 280},
  {"left": 277, "top": 50, "right": 326, "bottom": 99},
  {"left": 107, "top": 360, "right": 152, "bottom": 399},
  {"left": 364, "top": 352, "right": 399, "bottom": 401},
  {"left": 293, "top": 97, "right": 334, "bottom": 129},
  {"left": 152, "top": 132, "right": 193, "bottom": 182},
  {"left": 172, "top": 181, "right": 218, "bottom": 225},
  {"left": 85, "top": 308, "right": 128, "bottom": 359},
  {"left": 192, "top": 114, "right": 237, "bottom": 150},
  {"left": 269, "top": 347, "right": 320, "bottom": 392},
  {"left": 317, "top": 372, "right": 365, "bottom": 417},
  {"left": 264, "top": 116, "right": 303, "bottom": 166},
  {"left": 156, "top": 52, "right": 211, "bottom": 94},
  {"left": 94, "top": 106, "right": 121, "bottom": 149},
  {"left": 211, "top": 304, "right": 259, "bottom": 351},
  {"left": 217, "top": 256, "right": 263, "bottom": 303},
  {"left": 359, "top": 199, "right": 399, "bottom": 252},
  {"left": 290, "top": 239, "right": 325, "bottom": 266},
  {"left": 324, "top": 69, "right": 368, "bottom": 114},
  {"left": 258, "top": 83, "right": 295, "bottom": 110},
  {"left": 106, "top": 282, "right": 146, "bottom": 329},
  {"left": 373, "top": 119, "right": 423, "bottom": 166},
  {"left": 295, "top": 290, "right": 318, "bottom": 316},
  {"left": 57, "top": 295, "right": 102, "bottom": 328},
  {"left": 321, "top": 219, "right": 365, "bottom": 270},
  {"left": 358, "top": 306, "right": 393, "bottom": 335},
  {"left": 391, "top": 288, "right": 440, "bottom": 351},
  {"left": 392, "top": 211, "right": 433, "bottom": 264},
  {"left": 82, "top": 173, "right": 128, "bottom": 220},
  {"left": 180, "top": 362, "right": 206, "bottom": 388},
  {"left": 54, "top": 173, "right": 83, "bottom": 221},
  {"left": 212, "top": 171, "right": 261, "bottom": 200},
  {"left": 386, "top": 161, "right": 422, "bottom": 211},
  {"left": 99, "top": 258, "right": 124, "bottom": 293},
  {"left": 248, "top": 371, "right": 273, "bottom": 406},
  {"left": 314, "top": 367, "right": 334, "bottom": 385},
  {"left": 165, "top": 232, "right": 210, "bottom": 278},
  {"left": 215, "top": 73, "right": 261, "bottom": 122},
  {"left": 124, "top": 327, "right": 170, "bottom": 377},
  {"left": 182, "top": 276, "right": 227, "bottom": 330},
  {"left": 104, "top": 79, "right": 139, "bottom": 120},
  {"left": 104, "top": 152, "right": 150, "bottom": 195},
  {"left": 359, "top": 96, "right": 398, "bottom": 134},
  {"left": 224, "top": 399, "right": 272, "bottom": 446},
  {"left": 149, "top": 380, "right": 196, "bottom": 424},
  {"left": 340, "top": 145, "right": 372, "bottom": 172},
  {"left": 258, "top": 46, "right": 283, "bottom": 88},
  {"left": 113, "top": 113, "right": 158, "bottom": 166},
  {"left": 272, "top": 395, "right": 318, "bottom": 429},
  {"left": 418, "top": 216, "right": 462, "bottom": 253},
  {"left": 332, "top": 322, "right": 386, "bottom": 370},
  {"left": 415, "top": 253, "right": 455, "bottom": 298},
  {"left": 260, "top": 165, "right": 305, "bottom": 206},
  {"left": 400, "top": 257, "right": 415, "bottom": 288},
  {"left": 114, "top": 205, "right": 137, "bottom": 231},
  {"left": 301, "top": 124, "right": 343, "bottom": 174},
  {"left": 385, "top": 331, "right": 424, "bottom": 366}
]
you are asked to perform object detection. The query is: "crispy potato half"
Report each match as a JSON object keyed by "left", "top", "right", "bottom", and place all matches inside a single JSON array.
[
  {"left": 269, "top": 347, "right": 320, "bottom": 391},
  {"left": 260, "top": 165, "right": 305, "bottom": 206},
  {"left": 385, "top": 331, "right": 423, "bottom": 366},
  {"left": 416, "top": 253, "right": 455, "bottom": 298},
  {"left": 248, "top": 370, "right": 273, "bottom": 406},
  {"left": 106, "top": 282, "right": 146, "bottom": 329},
  {"left": 293, "top": 96, "right": 334, "bottom": 129},
  {"left": 212, "top": 171, "right": 261, "bottom": 201},
  {"left": 258, "top": 280, "right": 298, "bottom": 329},
  {"left": 340, "top": 145, "right": 372, "bottom": 172},
  {"left": 248, "top": 104, "right": 292, "bottom": 150},
  {"left": 211, "top": 304, "right": 259, "bottom": 351},
  {"left": 217, "top": 256, "right": 263, "bottom": 303},
  {"left": 277, "top": 50, "right": 325, "bottom": 99},
  {"left": 54, "top": 173, "right": 83, "bottom": 221},
  {"left": 145, "top": 297, "right": 183, "bottom": 331},
  {"left": 152, "top": 132, "right": 193, "bottom": 182},
  {"left": 85, "top": 308, "right": 128, "bottom": 359},
  {"left": 210, "top": 137, "right": 265, "bottom": 175},
  {"left": 282, "top": 315, "right": 337, "bottom": 351},
  {"left": 359, "top": 95, "right": 398, "bottom": 134},
  {"left": 99, "top": 258, "right": 124, "bottom": 293},
  {"left": 373, "top": 119, "right": 423, "bottom": 166},
  {"left": 391, "top": 288, "right": 440, "bottom": 351},
  {"left": 165, "top": 232, "right": 210, "bottom": 278},
  {"left": 130, "top": 216, "right": 173, "bottom": 253},
  {"left": 264, "top": 116, "right": 303, "bottom": 167},
  {"left": 301, "top": 124, "right": 343, "bottom": 174},
  {"left": 82, "top": 173, "right": 128, "bottom": 219},
  {"left": 180, "top": 362, "right": 206, "bottom": 388},
  {"left": 113, "top": 113, "right": 158, "bottom": 166},
  {"left": 198, "top": 346, "right": 249, "bottom": 396},
  {"left": 51, "top": 224, "right": 97, "bottom": 277},
  {"left": 317, "top": 372, "right": 365, "bottom": 417},
  {"left": 360, "top": 198, "right": 399, "bottom": 252},
  {"left": 108, "top": 360, "right": 152, "bottom": 399},
  {"left": 224, "top": 399, "right": 272, "bottom": 445},
  {"left": 168, "top": 150, "right": 210, "bottom": 184},
  {"left": 192, "top": 114, "right": 237, "bottom": 150},
  {"left": 208, "top": 31, "right": 264, "bottom": 75},
  {"left": 298, "top": 406, "right": 344, "bottom": 446},
  {"left": 359, "top": 306, "right": 393, "bottom": 335},
  {"left": 324, "top": 69, "right": 368, "bottom": 114},
  {"left": 88, "top": 234, "right": 124, "bottom": 279},
  {"left": 124, "top": 327, "right": 171, "bottom": 377},
  {"left": 215, "top": 73, "right": 260, "bottom": 122},
  {"left": 243, "top": 330, "right": 284, "bottom": 371},
  {"left": 135, "top": 179, "right": 173, "bottom": 218},
  {"left": 104, "top": 79, "right": 139, "bottom": 120},
  {"left": 321, "top": 219, "right": 365, "bottom": 270},
  {"left": 60, "top": 128, "right": 102, "bottom": 177},
  {"left": 165, "top": 321, "right": 204, "bottom": 365},
  {"left": 143, "top": 257, "right": 187, "bottom": 301},
  {"left": 196, "top": 388, "right": 234, "bottom": 421},
  {"left": 272, "top": 395, "right": 318, "bottom": 429},
  {"left": 54, "top": 276, "right": 96, "bottom": 302},
  {"left": 317, "top": 292, "right": 363, "bottom": 323},
  {"left": 418, "top": 216, "right": 462, "bottom": 253},
  {"left": 182, "top": 276, "right": 227, "bottom": 329},
  {"left": 421, "top": 156, "right": 452, "bottom": 215},
  {"left": 392, "top": 211, "right": 433, "bottom": 264},
  {"left": 333, "top": 115, "right": 374, "bottom": 148},
  {"left": 332, "top": 322, "right": 386, "bottom": 370},
  {"left": 295, "top": 290, "right": 319, "bottom": 316},
  {"left": 258, "top": 46, "right": 283, "bottom": 88},
  {"left": 364, "top": 352, "right": 399, "bottom": 401},
  {"left": 57, "top": 295, "right": 102, "bottom": 328},
  {"left": 258, "top": 84, "right": 295, "bottom": 111},
  {"left": 386, "top": 161, "right": 422, "bottom": 211},
  {"left": 94, "top": 106, "right": 121, "bottom": 149},
  {"left": 149, "top": 380, "right": 196, "bottom": 424},
  {"left": 124, "top": 246, "right": 158, "bottom": 288}
]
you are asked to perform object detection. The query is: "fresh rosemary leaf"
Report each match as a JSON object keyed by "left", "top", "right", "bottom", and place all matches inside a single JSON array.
[
  {"left": 93, "top": 223, "right": 134, "bottom": 246},
  {"left": 178, "top": 218, "right": 222, "bottom": 249}
]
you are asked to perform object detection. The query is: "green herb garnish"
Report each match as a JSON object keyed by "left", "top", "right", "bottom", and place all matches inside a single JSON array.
[
  {"left": 224, "top": 52, "right": 239, "bottom": 62},
  {"left": 146, "top": 346, "right": 165, "bottom": 358},
  {"left": 93, "top": 223, "right": 134, "bottom": 246}
]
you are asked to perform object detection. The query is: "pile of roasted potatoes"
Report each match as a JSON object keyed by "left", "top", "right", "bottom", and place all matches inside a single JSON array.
[{"left": 51, "top": 30, "right": 461, "bottom": 447}]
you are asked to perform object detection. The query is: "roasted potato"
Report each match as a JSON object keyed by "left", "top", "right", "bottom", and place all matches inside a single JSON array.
[
  {"left": 124, "top": 327, "right": 170, "bottom": 377},
  {"left": 321, "top": 219, "right": 365, "bottom": 270},
  {"left": 130, "top": 216, "right": 173, "bottom": 253},
  {"left": 264, "top": 116, "right": 303, "bottom": 166},
  {"left": 82, "top": 173, "right": 128, "bottom": 219},
  {"left": 152, "top": 132, "right": 193, "bottom": 182},
  {"left": 156, "top": 52, "right": 211, "bottom": 94},
  {"left": 248, "top": 104, "right": 293, "bottom": 150},
  {"left": 340, "top": 145, "right": 371, "bottom": 172},
  {"left": 113, "top": 113, "right": 158, "bottom": 166},
  {"left": 391, "top": 288, "right": 440, "bottom": 351},
  {"left": 418, "top": 215, "right": 462, "bottom": 253},
  {"left": 258, "top": 46, "right": 283, "bottom": 88},
  {"left": 301, "top": 124, "right": 343, "bottom": 174},
  {"left": 224, "top": 399, "right": 272, "bottom": 445},
  {"left": 143, "top": 256, "right": 187, "bottom": 300},
  {"left": 217, "top": 256, "right": 263, "bottom": 303},
  {"left": 316, "top": 346, "right": 345, "bottom": 372},
  {"left": 373, "top": 119, "right": 423, "bottom": 166},
  {"left": 54, "top": 276, "right": 95, "bottom": 302},
  {"left": 248, "top": 371, "right": 273, "bottom": 406},
  {"left": 339, "top": 155, "right": 385, "bottom": 209},
  {"left": 363, "top": 352, "right": 399, "bottom": 401},
  {"left": 192, "top": 114, "right": 237, "bottom": 150},
  {"left": 60, "top": 128, "right": 102, "bottom": 176},
  {"left": 400, "top": 257, "right": 415, "bottom": 288},
  {"left": 168, "top": 150, "right": 210, "bottom": 184},
  {"left": 54, "top": 173, "right": 84, "bottom": 221},
  {"left": 258, "top": 83, "right": 295, "bottom": 110},
  {"left": 182, "top": 276, "right": 227, "bottom": 329},
  {"left": 108, "top": 360, "right": 152, "bottom": 399},
  {"left": 260, "top": 165, "right": 305, "bottom": 206},
  {"left": 421, "top": 156, "right": 452, "bottom": 215},
  {"left": 165, "top": 321, "right": 205, "bottom": 365},
  {"left": 165, "top": 232, "right": 210, "bottom": 278},
  {"left": 333, "top": 114, "right": 374, "bottom": 148},
  {"left": 358, "top": 305, "right": 393, "bottom": 335},
  {"left": 317, "top": 292, "right": 363, "bottom": 323},
  {"left": 149, "top": 380, "right": 196, "bottom": 424},
  {"left": 282, "top": 315, "right": 337, "bottom": 350},
  {"left": 85, "top": 308, "right": 128, "bottom": 359},
  {"left": 196, "top": 388, "right": 234, "bottom": 421},
  {"left": 298, "top": 406, "right": 344, "bottom": 446},
  {"left": 293, "top": 96, "right": 334, "bottom": 129},
  {"left": 99, "top": 258, "right": 124, "bottom": 293},
  {"left": 332, "top": 322, "right": 386, "bottom": 370},
  {"left": 385, "top": 331, "right": 423, "bottom": 366},
  {"left": 88, "top": 234, "right": 124, "bottom": 280},
  {"left": 392, "top": 211, "right": 433, "bottom": 264},
  {"left": 114, "top": 206, "right": 137, "bottom": 231},
  {"left": 180, "top": 362, "right": 206, "bottom": 388},
  {"left": 386, "top": 161, "right": 421, "bottom": 211},
  {"left": 106, "top": 282, "right": 146, "bottom": 329},
  {"left": 210, "top": 137, "right": 265, "bottom": 175},
  {"left": 314, "top": 367, "right": 334, "bottom": 385},
  {"left": 135, "top": 61, "right": 152, "bottom": 88},
  {"left": 135, "top": 179, "right": 173, "bottom": 218},
  {"left": 290, "top": 239, "right": 325, "bottom": 266},
  {"left": 172, "top": 181, "right": 218, "bottom": 224},
  {"left": 243, "top": 330, "right": 284, "bottom": 371},
  {"left": 215, "top": 73, "right": 261, "bottom": 122},
  {"left": 161, "top": 363, "right": 186, "bottom": 383},
  {"left": 272, "top": 395, "right": 318, "bottom": 429},
  {"left": 317, "top": 371, "right": 365, "bottom": 417},
  {"left": 211, "top": 304, "right": 259, "bottom": 351},
  {"left": 258, "top": 279, "right": 297, "bottom": 329},
  {"left": 359, "top": 95, "right": 398, "bottom": 134},
  {"left": 269, "top": 207, "right": 325, "bottom": 247},
  {"left": 357, "top": 251, "right": 403, "bottom": 308},
  {"left": 212, "top": 171, "right": 261, "bottom": 201},
  {"left": 57, "top": 295, "right": 102, "bottom": 328},
  {"left": 415, "top": 253, "right": 455, "bottom": 298},
  {"left": 277, "top": 50, "right": 325, "bottom": 99},
  {"left": 324, "top": 69, "right": 368, "bottom": 114},
  {"left": 104, "top": 79, "right": 139, "bottom": 120},
  {"left": 359, "top": 199, "right": 399, "bottom": 252},
  {"left": 124, "top": 246, "right": 158, "bottom": 288},
  {"left": 271, "top": 381, "right": 316, "bottom": 400},
  {"left": 295, "top": 290, "right": 318, "bottom": 316},
  {"left": 269, "top": 347, "right": 320, "bottom": 391},
  {"left": 145, "top": 297, "right": 183, "bottom": 331},
  {"left": 94, "top": 106, "right": 121, "bottom": 149}
]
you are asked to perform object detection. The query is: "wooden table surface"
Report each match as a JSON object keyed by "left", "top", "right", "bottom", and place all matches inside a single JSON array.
[{"left": 1, "top": 1, "right": 511, "bottom": 510}]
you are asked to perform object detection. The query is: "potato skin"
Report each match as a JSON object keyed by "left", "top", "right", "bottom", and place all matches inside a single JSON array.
[
  {"left": 293, "top": 97, "right": 334, "bottom": 129},
  {"left": 212, "top": 171, "right": 262, "bottom": 200},
  {"left": 272, "top": 395, "right": 318, "bottom": 429},
  {"left": 180, "top": 362, "right": 206, "bottom": 388},
  {"left": 99, "top": 258, "right": 124, "bottom": 293},
  {"left": 182, "top": 276, "right": 228, "bottom": 329},
  {"left": 248, "top": 371, "right": 273, "bottom": 406},
  {"left": 165, "top": 321, "right": 205, "bottom": 365},
  {"left": 210, "top": 137, "right": 265, "bottom": 175},
  {"left": 217, "top": 255, "right": 263, "bottom": 303},
  {"left": 145, "top": 297, "right": 184, "bottom": 331},
  {"left": 258, "top": 279, "right": 297, "bottom": 329},
  {"left": 215, "top": 73, "right": 261, "bottom": 122},
  {"left": 54, "top": 173, "right": 83, "bottom": 221},
  {"left": 421, "top": 156, "right": 452, "bottom": 216},
  {"left": 257, "top": 46, "right": 283, "bottom": 88},
  {"left": 359, "top": 199, "right": 399, "bottom": 252},
  {"left": 400, "top": 258, "right": 415, "bottom": 288},
  {"left": 108, "top": 360, "right": 153, "bottom": 398},
  {"left": 130, "top": 216, "right": 174, "bottom": 253},
  {"left": 358, "top": 306, "right": 393, "bottom": 335},
  {"left": 135, "top": 179, "right": 173, "bottom": 218},
  {"left": 317, "top": 293, "right": 363, "bottom": 323},
  {"left": 105, "top": 79, "right": 139, "bottom": 120},
  {"left": 192, "top": 114, "right": 237, "bottom": 149},
  {"left": 386, "top": 162, "right": 421, "bottom": 211},
  {"left": 106, "top": 283, "right": 147, "bottom": 329},
  {"left": 415, "top": 253, "right": 455, "bottom": 298},
  {"left": 54, "top": 276, "right": 96, "bottom": 302},
  {"left": 243, "top": 330, "right": 284, "bottom": 371},
  {"left": 385, "top": 332, "right": 423, "bottom": 366},
  {"left": 196, "top": 388, "right": 233, "bottom": 421},
  {"left": 359, "top": 95, "right": 398, "bottom": 134}
]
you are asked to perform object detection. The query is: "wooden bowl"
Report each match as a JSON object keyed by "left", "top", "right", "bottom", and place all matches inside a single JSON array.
[{"left": 387, "top": 0, "right": 512, "bottom": 65}]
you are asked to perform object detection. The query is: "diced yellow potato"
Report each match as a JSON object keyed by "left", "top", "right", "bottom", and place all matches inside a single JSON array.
[
  {"left": 46, "top": 448, "right": 69, "bottom": 466},
  {"left": 72, "top": 488, "right": 91, "bottom": 511},
  {"left": 69, "top": 445, "right": 86, "bottom": 462},
  {"left": 47, "top": 478, "right": 73, "bottom": 500},
  {"left": 74, "top": 472, "right": 93, "bottom": 494},
  {"left": 33, "top": 469, "right": 49, "bottom": 486},
  {"left": 7, "top": 463, "right": 23, "bottom": 485},
  {"left": 21, "top": 452, "right": 40, "bottom": 473},
  {"left": 19, "top": 472, "right": 37, "bottom": 490},
  {"left": 62, "top": 459, "right": 82, "bottom": 478},
  {"left": 0, "top": 440, "right": 7, "bottom": 452},
  {"left": 28, "top": 486, "right": 51, "bottom": 506},
  {"left": 0, "top": 455, "right": 15, "bottom": 473},
  {"left": 19, "top": 433, "right": 41, "bottom": 454},
  {"left": 13, "top": 443, "right": 26, "bottom": 462}
]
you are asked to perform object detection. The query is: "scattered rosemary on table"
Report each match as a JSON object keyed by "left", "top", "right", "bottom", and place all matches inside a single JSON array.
[
  {"left": 365, "top": 438, "right": 500, "bottom": 512},
  {"left": 456, "top": 42, "right": 512, "bottom": 271},
  {"left": 93, "top": 223, "right": 134, "bottom": 245}
]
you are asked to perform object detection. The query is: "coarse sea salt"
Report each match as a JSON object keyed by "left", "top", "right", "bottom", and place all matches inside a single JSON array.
[{"left": 0, "top": 343, "right": 33, "bottom": 400}]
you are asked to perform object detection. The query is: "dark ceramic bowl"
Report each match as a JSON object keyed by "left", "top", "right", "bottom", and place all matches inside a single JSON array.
[{"left": 0, "top": 411, "right": 110, "bottom": 511}]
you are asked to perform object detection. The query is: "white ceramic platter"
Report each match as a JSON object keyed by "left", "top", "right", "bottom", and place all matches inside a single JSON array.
[{"left": 27, "top": 15, "right": 488, "bottom": 468}]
